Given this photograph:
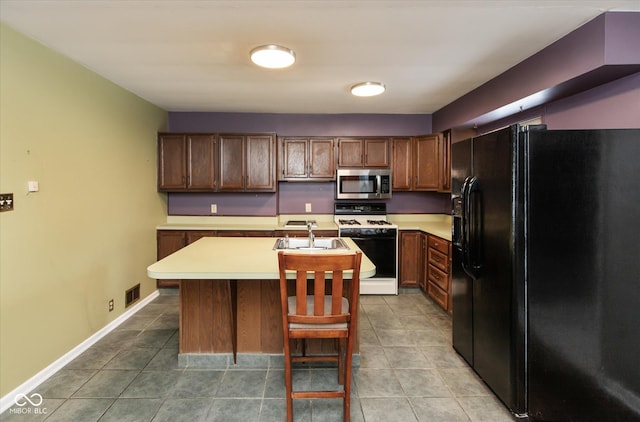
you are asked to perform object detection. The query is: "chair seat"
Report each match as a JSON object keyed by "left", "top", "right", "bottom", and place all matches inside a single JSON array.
[{"left": 288, "top": 296, "right": 349, "bottom": 330}]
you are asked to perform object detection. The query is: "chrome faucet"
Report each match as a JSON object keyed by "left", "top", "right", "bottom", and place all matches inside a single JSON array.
[{"left": 307, "top": 222, "right": 315, "bottom": 248}]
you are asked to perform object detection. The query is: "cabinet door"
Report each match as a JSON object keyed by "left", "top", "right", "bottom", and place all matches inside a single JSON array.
[
  {"left": 219, "top": 135, "right": 245, "bottom": 191},
  {"left": 246, "top": 135, "right": 276, "bottom": 191},
  {"left": 281, "top": 138, "right": 308, "bottom": 179},
  {"left": 337, "top": 138, "right": 363, "bottom": 167},
  {"left": 438, "top": 130, "right": 451, "bottom": 192},
  {"left": 414, "top": 134, "right": 440, "bottom": 190},
  {"left": 158, "top": 134, "right": 187, "bottom": 190},
  {"left": 364, "top": 138, "right": 389, "bottom": 167},
  {"left": 392, "top": 137, "right": 412, "bottom": 190},
  {"left": 186, "top": 230, "right": 217, "bottom": 244},
  {"left": 156, "top": 230, "right": 187, "bottom": 288},
  {"left": 399, "top": 231, "right": 423, "bottom": 288},
  {"left": 187, "top": 135, "right": 217, "bottom": 190},
  {"left": 309, "top": 138, "right": 336, "bottom": 179}
]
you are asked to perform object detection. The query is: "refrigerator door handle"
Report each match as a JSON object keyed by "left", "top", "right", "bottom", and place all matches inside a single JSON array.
[
  {"left": 463, "top": 176, "right": 482, "bottom": 279},
  {"left": 461, "top": 176, "right": 474, "bottom": 278}
]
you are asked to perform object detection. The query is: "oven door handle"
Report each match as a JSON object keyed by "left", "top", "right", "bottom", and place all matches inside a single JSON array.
[{"left": 344, "top": 236, "right": 396, "bottom": 241}]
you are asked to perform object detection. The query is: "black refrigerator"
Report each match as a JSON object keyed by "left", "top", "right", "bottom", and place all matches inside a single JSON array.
[{"left": 451, "top": 125, "right": 640, "bottom": 421}]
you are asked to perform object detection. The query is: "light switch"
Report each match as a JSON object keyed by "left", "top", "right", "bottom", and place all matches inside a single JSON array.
[
  {"left": 210, "top": 204, "right": 217, "bottom": 214},
  {"left": 28, "top": 181, "right": 39, "bottom": 192},
  {"left": 305, "top": 203, "right": 312, "bottom": 213}
]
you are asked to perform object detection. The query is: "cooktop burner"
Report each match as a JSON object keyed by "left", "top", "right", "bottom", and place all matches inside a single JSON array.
[
  {"left": 339, "top": 219, "right": 361, "bottom": 225},
  {"left": 367, "top": 219, "right": 393, "bottom": 226}
]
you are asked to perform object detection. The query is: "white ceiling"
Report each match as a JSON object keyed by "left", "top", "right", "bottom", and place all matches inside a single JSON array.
[{"left": 1, "top": 1, "right": 639, "bottom": 114}]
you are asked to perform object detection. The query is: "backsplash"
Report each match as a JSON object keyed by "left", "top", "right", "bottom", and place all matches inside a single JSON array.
[{"left": 167, "top": 182, "right": 450, "bottom": 216}]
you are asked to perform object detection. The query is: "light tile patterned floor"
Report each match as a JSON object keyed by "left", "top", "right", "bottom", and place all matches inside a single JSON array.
[{"left": 1, "top": 292, "right": 513, "bottom": 421}]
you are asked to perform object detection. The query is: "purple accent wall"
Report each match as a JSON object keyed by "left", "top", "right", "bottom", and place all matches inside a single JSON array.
[
  {"left": 544, "top": 72, "right": 640, "bottom": 130},
  {"left": 433, "top": 12, "right": 640, "bottom": 132},
  {"left": 168, "top": 192, "right": 278, "bottom": 216},
  {"left": 278, "top": 182, "right": 335, "bottom": 214},
  {"left": 476, "top": 71, "right": 640, "bottom": 134},
  {"left": 169, "top": 113, "right": 431, "bottom": 136}
]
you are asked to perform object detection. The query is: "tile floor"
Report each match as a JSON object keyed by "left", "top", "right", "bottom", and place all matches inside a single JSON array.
[{"left": 1, "top": 291, "right": 513, "bottom": 421}]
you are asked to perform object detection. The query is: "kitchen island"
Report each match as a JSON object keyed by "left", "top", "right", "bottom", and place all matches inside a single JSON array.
[{"left": 147, "top": 236, "right": 375, "bottom": 367}]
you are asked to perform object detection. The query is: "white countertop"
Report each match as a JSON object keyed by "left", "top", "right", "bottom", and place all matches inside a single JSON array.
[
  {"left": 156, "top": 214, "right": 452, "bottom": 241},
  {"left": 147, "top": 237, "right": 376, "bottom": 280},
  {"left": 390, "top": 214, "right": 452, "bottom": 241}
]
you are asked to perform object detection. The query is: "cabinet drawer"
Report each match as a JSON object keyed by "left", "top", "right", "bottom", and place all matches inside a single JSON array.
[
  {"left": 427, "top": 235, "right": 448, "bottom": 254},
  {"left": 427, "top": 282, "right": 448, "bottom": 311},
  {"left": 428, "top": 264, "right": 449, "bottom": 291},
  {"left": 428, "top": 247, "right": 448, "bottom": 272}
]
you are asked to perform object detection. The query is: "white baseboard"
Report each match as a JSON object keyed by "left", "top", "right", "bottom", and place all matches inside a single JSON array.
[{"left": 0, "top": 290, "right": 160, "bottom": 414}]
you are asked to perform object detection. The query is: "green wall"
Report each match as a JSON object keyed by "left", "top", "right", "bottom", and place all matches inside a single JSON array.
[{"left": 0, "top": 23, "right": 168, "bottom": 396}]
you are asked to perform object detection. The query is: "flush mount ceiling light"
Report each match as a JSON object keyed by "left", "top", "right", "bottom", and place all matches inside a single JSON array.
[
  {"left": 350, "top": 81, "right": 386, "bottom": 97},
  {"left": 250, "top": 44, "right": 296, "bottom": 69}
]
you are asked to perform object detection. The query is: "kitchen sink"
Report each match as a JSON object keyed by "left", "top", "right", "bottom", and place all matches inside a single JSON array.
[
  {"left": 284, "top": 220, "right": 317, "bottom": 228},
  {"left": 273, "top": 237, "right": 350, "bottom": 251}
]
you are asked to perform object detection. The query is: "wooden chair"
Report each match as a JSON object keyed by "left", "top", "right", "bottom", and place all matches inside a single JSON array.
[{"left": 277, "top": 251, "right": 362, "bottom": 422}]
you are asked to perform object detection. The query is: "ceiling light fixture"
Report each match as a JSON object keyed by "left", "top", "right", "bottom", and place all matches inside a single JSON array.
[
  {"left": 350, "top": 82, "right": 386, "bottom": 97},
  {"left": 250, "top": 44, "right": 296, "bottom": 69}
]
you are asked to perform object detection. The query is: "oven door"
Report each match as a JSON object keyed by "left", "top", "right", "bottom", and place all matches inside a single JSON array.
[
  {"left": 340, "top": 227, "right": 397, "bottom": 291},
  {"left": 350, "top": 234, "right": 396, "bottom": 278}
]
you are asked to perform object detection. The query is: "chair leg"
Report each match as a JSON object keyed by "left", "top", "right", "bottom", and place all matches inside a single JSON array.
[
  {"left": 343, "top": 338, "right": 353, "bottom": 422},
  {"left": 284, "top": 338, "right": 293, "bottom": 422},
  {"left": 338, "top": 338, "right": 346, "bottom": 385}
]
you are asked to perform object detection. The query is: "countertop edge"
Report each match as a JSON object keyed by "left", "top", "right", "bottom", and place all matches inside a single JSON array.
[{"left": 156, "top": 214, "right": 452, "bottom": 241}]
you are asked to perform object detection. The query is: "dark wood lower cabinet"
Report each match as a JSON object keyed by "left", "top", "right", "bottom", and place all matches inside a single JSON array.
[
  {"left": 425, "top": 234, "right": 452, "bottom": 314},
  {"left": 398, "top": 230, "right": 452, "bottom": 313},
  {"left": 156, "top": 230, "right": 187, "bottom": 288},
  {"left": 399, "top": 231, "right": 423, "bottom": 289}
]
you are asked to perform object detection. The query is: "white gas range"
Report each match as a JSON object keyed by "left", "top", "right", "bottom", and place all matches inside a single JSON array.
[{"left": 334, "top": 203, "right": 398, "bottom": 295}]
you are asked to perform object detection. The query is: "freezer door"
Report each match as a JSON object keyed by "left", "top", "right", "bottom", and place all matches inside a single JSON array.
[{"left": 451, "top": 138, "right": 474, "bottom": 364}]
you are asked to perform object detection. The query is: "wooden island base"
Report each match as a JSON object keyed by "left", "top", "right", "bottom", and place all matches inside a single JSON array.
[{"left": 178, "top": 279, "right": 359, "bottom": 367}]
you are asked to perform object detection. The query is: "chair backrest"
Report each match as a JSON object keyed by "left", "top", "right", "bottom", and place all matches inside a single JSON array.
[{"left": 278, "top": 251, "right": 362, "bottom": 326}]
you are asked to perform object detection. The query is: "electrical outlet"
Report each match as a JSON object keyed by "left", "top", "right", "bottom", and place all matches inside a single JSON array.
[
  {"left": 210, "top": 204, "right": 217, "bottom": 214},
  {"left": 108, "top": 299, "right": 114, "bottom": 312},
  {"left": 305, "top": 203, "right": 312, "bottom": 213}
]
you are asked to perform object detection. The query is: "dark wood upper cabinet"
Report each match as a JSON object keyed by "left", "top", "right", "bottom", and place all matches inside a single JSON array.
[
  {"left": 279, "top": 137, "right": 336, "bottom": 180},
  {"left": 391, "top": 137, "right": 412, "bottom": 191},
  {"left": 337, "top": 138, "right": 389, "bottom": 168},
  {"left": 158, "top": 134, "right": 186, "bottom": 190},
  {"left": 188, "top": 135, "right": 218, "bottom": 190},
  {"left": 219, "top": 133, "right": 276, "bottom": 192},
  {"left": 246, "top": 134, "right": 276, "bottom": 191},
  {"left": 392, "top": 134, "right": 449, "bottom": 192},
  {"left": 414, "top": 134, "right": 440, "bottom": 190},
  {"left": 158, "top": 133, "right": 217, "bottom": 191},
  {"left": 219, "top": 134, "right": 245, "bottom": 191}
]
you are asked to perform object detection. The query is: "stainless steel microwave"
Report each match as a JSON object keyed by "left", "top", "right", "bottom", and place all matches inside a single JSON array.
[{"left": 336, "top": 168, "right": 392, "bottom": 199}]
